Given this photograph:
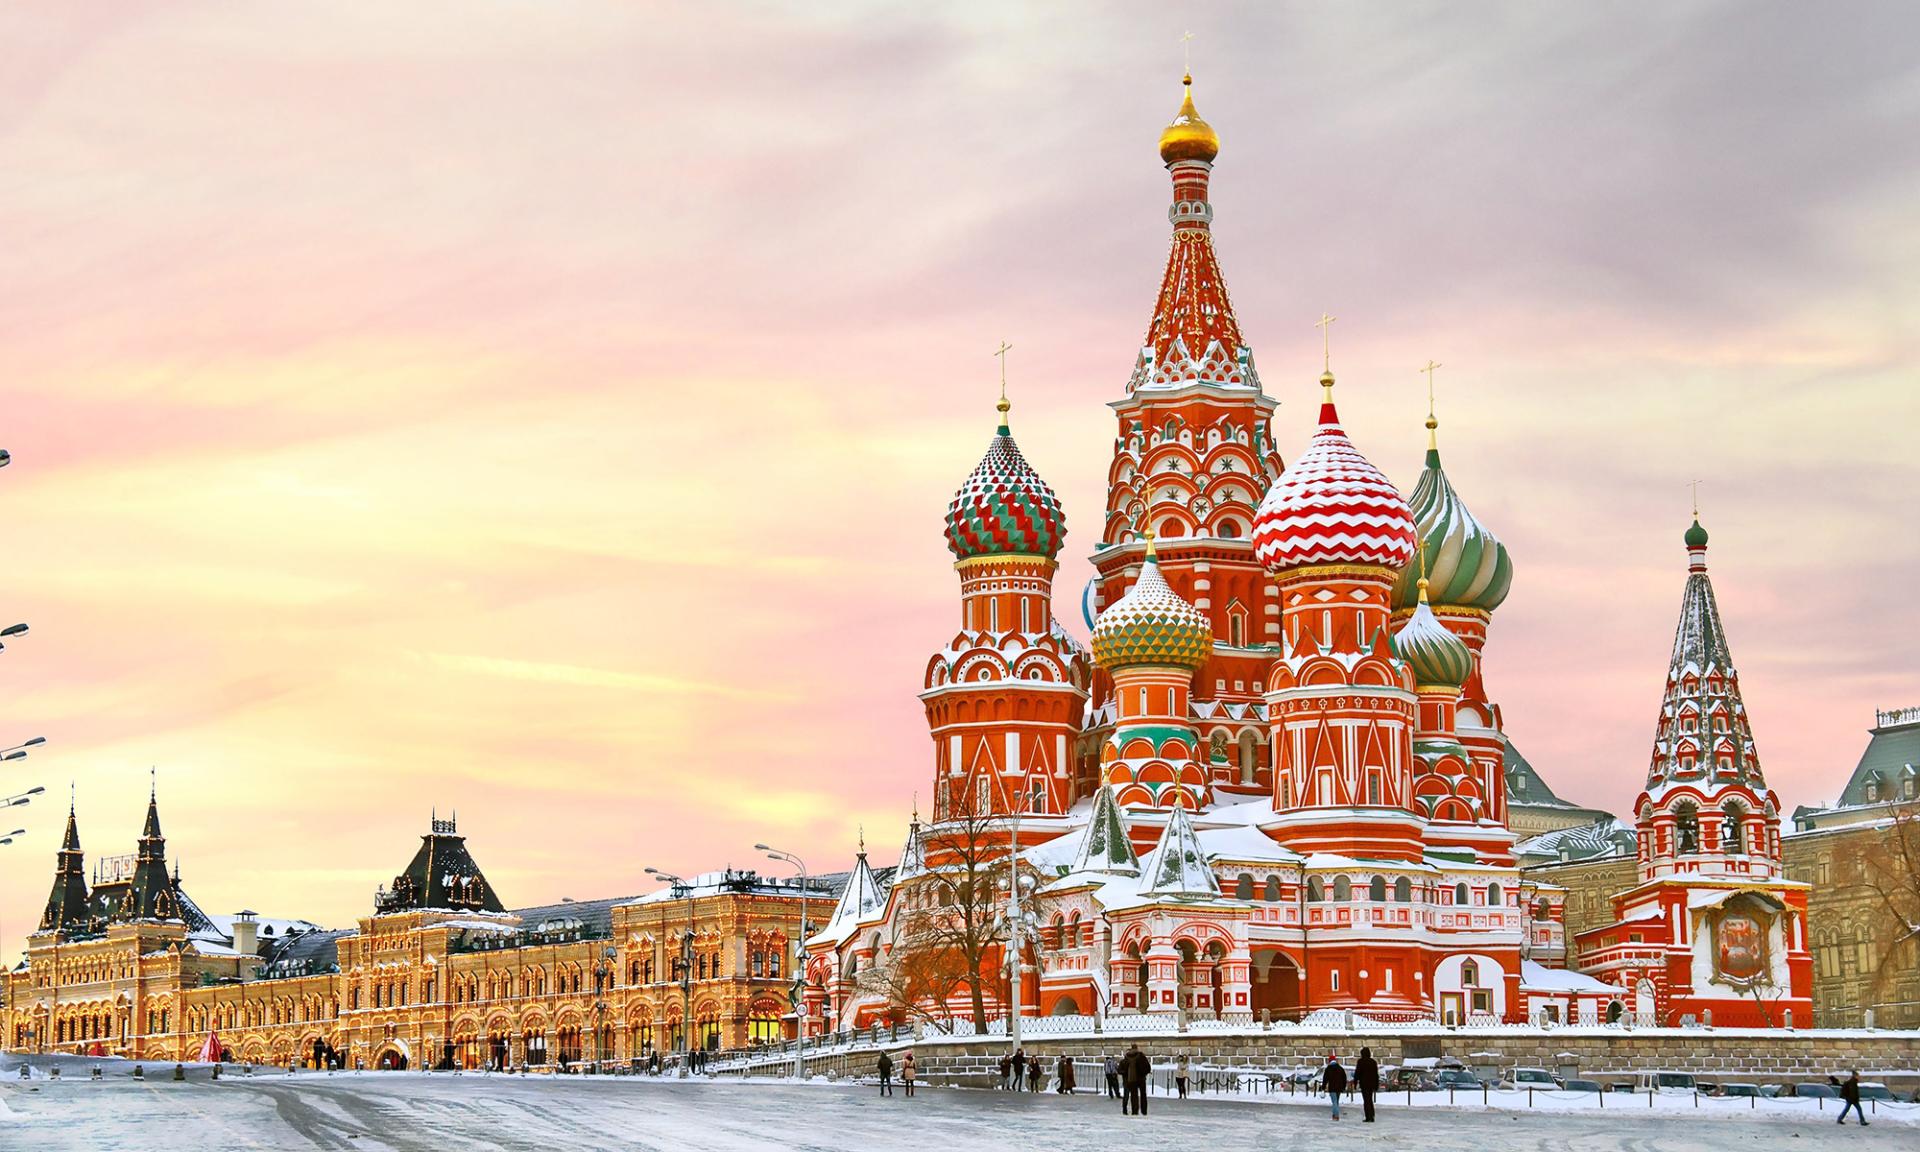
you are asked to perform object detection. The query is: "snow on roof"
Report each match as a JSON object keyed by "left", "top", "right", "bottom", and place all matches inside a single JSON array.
[
  {"left": 1070, "top": 786, "right": 1140, "bottom": 875},
  {"left": 1141, "top": 805, "right": 1221, "bottom": 898},
  {"left": 1520, "top": 959, "right": 1619, "bottom": 994},
  {"left": 812, "top": 852, "right": 886, "bottom": 947}
]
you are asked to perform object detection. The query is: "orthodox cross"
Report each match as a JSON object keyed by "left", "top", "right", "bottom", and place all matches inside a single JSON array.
[
  {"left": 1691, "top": 479, "right": 1702, "bottom": 518},
  {"left": 994, "top": 340, "right": 1013, "bottom": 408},
  {"left": 1421, "top": 360, "right": 1443, "bottom": 418},
  {"left": 1315, "top": 312, "right": 1336, "bottom": 372},
  {"left": 1180, "top": 30, "right": 1195, "bottom": 74}
]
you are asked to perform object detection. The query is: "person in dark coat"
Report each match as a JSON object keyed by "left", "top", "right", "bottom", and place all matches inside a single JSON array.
[
  {"left": 1027, "top": 1057, "right": 1043, "bottom": 1093},
  {"left": 998, "top": 1053, "right": 1012, "bottom": 1089},
  {"left": 1323, "top": 1054, "right": 1348, "bottom": 1120},
  {"left": 1834, "top": 1069, "right": 1868, "bottom": 1126},
  {"left": 1103, "top": 1054, "right": 1121, "bottom": 1099},
  {"left": 876, "top": 1051, "right": 893, "bottom": 1096},
  {"left": 1056, "top": 1053, "right": 1075, "bottom": 1094},
  {"left": 1012, "top": 1048, "right": 1027, "bottom": 1092},
  {"left": 1121, "top": 1043, "right": 1150, "bottom": 1116},
  {"left": 1355, "top": 1047, "right": 1380, "bottom": 1122}
]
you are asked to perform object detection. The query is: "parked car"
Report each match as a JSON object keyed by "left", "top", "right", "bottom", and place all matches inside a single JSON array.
[
  {"left": 1792, "top": 1082, "right": 1837, "bottom": 1099},
  {"left": 1563, "top": 1079, "right": 1605, "bottom": 1094},
  {"left": 1857, "top": 1082, "right": 1896, "bottom": 1102},
  {"left": 1757, "top": 1084, "right": 1786, "bottom": 1098},
  {"left": 1510, "top": 1067, "right": 1559, "bottom": 1089},
  {"left": 1435, "top": 1068, "right": 1482, "bottom": 1090},
  {"left": 1608, "top": 1081, "right": 1637, "bottom": 1094},
  {"left": 1633, "top": 1070, "right": 1697, "bottom": 1093},
  {"left": 1718, "top": 1083, "right": 1763, "bottom": 1099},
  {"left": 1383, "top": 1067, "right": 1438, "bottom": 1092}
]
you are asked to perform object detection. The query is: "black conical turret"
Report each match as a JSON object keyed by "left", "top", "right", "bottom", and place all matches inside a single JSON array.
[
  {"left": 123, "top": 780, "right": 178, "bottom": 921},
  {"left": 39, "top": 800, "right": 94, "bottom": 934}
]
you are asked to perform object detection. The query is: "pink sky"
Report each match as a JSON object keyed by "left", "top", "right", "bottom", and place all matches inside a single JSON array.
[{"left": 3, "top": 4, "right": 1917, "bottom": 961}]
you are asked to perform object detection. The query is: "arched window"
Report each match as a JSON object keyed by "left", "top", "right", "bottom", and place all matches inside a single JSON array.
[
  {"left": 1369, "top": 876, "right": 1387, "bottom": 902},
  {"left": 1264, "top": 876, "right": 1282, "bottom": 902},
  {"left": 1454, "top": 882, "right": 1470, "bottom": 906},
  {"left": 1235, "top": 874, "right": 1254, "bottom": 900},
  {"left": 1394, "top": 877, "right": 1412, "bottom": 902},
  {"left": 1721, "top": 803, "right": 1745, "bottom": 854},
  {"left": 1488, "top": 882, "right": 1503, "bottom": 907},
  {"left": 1674, "top": 803, "right": 1700, "bottom": 854},
  {"left": 1217, "top": 520, "right": 1240, "bottom": 539},
  {"left": 1306, "top": 877, "right": 1324, "bottom": 902},
  {"left": 1333, "top": 876, "right": 1352, "bottom": 902},
  {"left": 1461, "top": 960, "right": 1480, "bottom": 987}
]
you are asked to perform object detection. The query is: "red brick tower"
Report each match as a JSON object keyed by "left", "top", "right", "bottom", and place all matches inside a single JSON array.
[
  {"left": 1086, "top": 74, "right": 1285, "bottom": 801},
  {"left": 1576, "top": 516, "right": 1813, "bottom": 1027},
  {"left": 923, "top": 390, "right": 1090, "bottom": 827}
]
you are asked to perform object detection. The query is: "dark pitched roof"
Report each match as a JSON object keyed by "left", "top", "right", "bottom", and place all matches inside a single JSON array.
[
  {"left": 510, "top": 895, "right": 634, "bottom": 941},
  {"left": 375, "top": 817, "right": 505, "bottom": 914},
  {"left": 259, "top": 928, "right": 349, "bottom": 979},
  {"left": 1832, "top": 710, "right": 1920, "bottom": 807},
  {"left": 1502, "top": 735, "right": 1566, "bottom": 805}
]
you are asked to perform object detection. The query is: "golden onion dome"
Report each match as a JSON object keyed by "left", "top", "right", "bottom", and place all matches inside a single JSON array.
[
  {"left": 1092, "top": 546, "right": 1213, "bottom": 672},
  {"left": 1158, "top": 74, "right": 1219, "bottom": 165}
]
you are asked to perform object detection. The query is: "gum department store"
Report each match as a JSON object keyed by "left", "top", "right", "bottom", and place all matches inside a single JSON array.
[{"left": 5, "top": 76, "right": 1916, "bottom": 1066}]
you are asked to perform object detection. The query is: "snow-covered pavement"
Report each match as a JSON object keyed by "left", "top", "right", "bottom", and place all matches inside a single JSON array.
[{"left": 2, "top": 1072, "right": 1914, "bottom": 1151}]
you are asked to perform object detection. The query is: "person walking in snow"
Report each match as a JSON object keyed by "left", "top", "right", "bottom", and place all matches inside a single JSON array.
[
  {"left": 1103, "top": 1054, "right": 1121, "bottom": 1099},
  {"left": 1027, "top": 1056, "right": 1043, "bottom": 1093},
  {"left": 1056, "top": 1053, "right": 1075, "bottom": 1094},
  {"left": 998, "top": 1053, "right": 1011, "bottom": 1090},
  {"left": 876, "top": 1051, "right": 893, "bottom": 1096},
  {"left": 1834, "top": 1070, "right": 1868, "bottom": 1126},
  {"left": 1355, "top": 1047, "right": 1379, "bottom": 1123},
  {"left": 1011, "top": 1048, "right": 1027, "bottom": 1091},
  {"left": 1323, "top": 1054, "right": 1348, "bottom": 1121},
  {"left": 1175, "top": 1052, "right": 1190, "bottom": 1098},
  {"left": 901, "top": 1051, "right": 915, "bottom": 1098}
]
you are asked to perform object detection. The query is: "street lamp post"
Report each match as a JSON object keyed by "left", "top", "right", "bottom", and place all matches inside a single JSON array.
[
  {"left": 1003, "top": 807, "right": 1032, "bottom": 1054},
  {"left": 644, "top": 867, "right": 697, "bottom": 1077},
  {"left": 756, "top": 844, "right": 811, "bottom": 1080},
  {"left": 0, "top": 783, "right": 41, "bottom": 971}
]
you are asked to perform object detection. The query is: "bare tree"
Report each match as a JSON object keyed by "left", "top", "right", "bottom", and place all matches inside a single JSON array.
[
  {"left": 865, "top": 794, "right": 1024, "bottom": 1031},
  {"left": 1863, "top": 800, "right": 1920, "bottom": 1021}
]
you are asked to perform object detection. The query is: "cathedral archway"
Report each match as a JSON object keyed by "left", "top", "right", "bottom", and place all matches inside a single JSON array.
[{"left": 1250, "top": 949, "right": 1301, "bottom": 1021}]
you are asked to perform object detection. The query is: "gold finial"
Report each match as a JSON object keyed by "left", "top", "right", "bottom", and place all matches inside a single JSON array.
[
  {"left": 1139, "top": 514, "right": 1157, "bottom": 562},
  {"left": 1422, "top": 360, "right": 1443, "bottom": 448},
  {"left": 858, "top": 823, "right": 865, "bottom": 855},
  {"left": 1416, "top": 536, "right": 1432, "bottom": 604},
  {"left": 993, "top": 340, "right": 1013, "bottom": 426}
]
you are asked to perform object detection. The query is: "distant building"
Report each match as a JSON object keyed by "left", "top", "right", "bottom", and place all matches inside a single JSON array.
[
  {"left": 1791, "top": 707, "right": 1920, "bottom": 832},
  {"left": 1504, "top": 737, "right": 1615, "bottom": 838},
  {"left": 4, "top": 799, "right": 836, "bottom": 1066}
]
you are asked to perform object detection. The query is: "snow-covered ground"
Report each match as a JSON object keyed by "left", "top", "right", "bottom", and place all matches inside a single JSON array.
[{"left": 2, "top": 1071, "right": 1915, "bottom": 1151}]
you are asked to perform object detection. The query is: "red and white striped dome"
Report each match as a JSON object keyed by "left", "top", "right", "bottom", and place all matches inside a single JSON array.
[{"left": 1252, "top": 391, "right": 1417, "bottom": 572}]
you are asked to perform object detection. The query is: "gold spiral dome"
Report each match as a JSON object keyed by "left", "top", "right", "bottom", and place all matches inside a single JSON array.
[{"left": 1158, "top": 74, "right": 1219, "bottom": 165}]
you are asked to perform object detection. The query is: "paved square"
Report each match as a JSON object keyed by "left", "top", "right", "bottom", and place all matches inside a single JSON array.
[{"left": 3, "top": 1073, "right": 1914, "bottom": 1152}]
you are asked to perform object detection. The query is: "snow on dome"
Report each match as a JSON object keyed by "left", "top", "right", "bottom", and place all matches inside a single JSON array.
[
  {"left": 1391, "top": 595, "right": 1473, "bottom": 689},
  {"left": 943, "top": 416, "right": 1066, "bottom": 562},
  {"left": 1090, "top": 553, "right": 1212, "bottom": 671},
  {"left": 1252, "top": 390, "right": 1416, "bottom": 573},
  {"left": 1070, "top": 785, "right": 1140, "bottom": 876},
  {"left": 1391, "top": 444, "right": 1512, "bottom": 612}
]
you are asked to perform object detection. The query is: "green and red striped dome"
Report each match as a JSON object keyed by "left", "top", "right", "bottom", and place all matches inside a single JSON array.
[{"left": 944, "top": 418, "right": 1067, "bottom": 561}]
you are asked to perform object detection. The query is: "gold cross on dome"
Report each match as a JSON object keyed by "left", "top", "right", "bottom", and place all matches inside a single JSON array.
[
  {"left": 1315, "top": 313, "right": 1336, "bottom": 372},
  {"left": 1691, "top": 478, "right": 1702, "bottom": 518},
  {"left": 994, "top": 340, "right": 1013, "bottom": 400},
  {"left": 1180, "top": 30, "right": 1195, "bottom": 74},
  {"left": 1421, "top": 360, "right": 1442, "bottom": 417}
]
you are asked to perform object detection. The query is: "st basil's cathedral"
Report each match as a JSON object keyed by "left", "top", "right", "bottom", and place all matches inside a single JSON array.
[{"left": 802, "top": 74, "right": 1812, "bottom": 1032}]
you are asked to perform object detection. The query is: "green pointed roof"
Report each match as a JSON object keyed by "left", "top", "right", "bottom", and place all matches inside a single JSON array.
[
  {"left": 1071, "top": 785, "right": 1139, "bottom": 875},
  {"left": 1140, "top": 804, "right": 1220, "bottom": 898}
]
